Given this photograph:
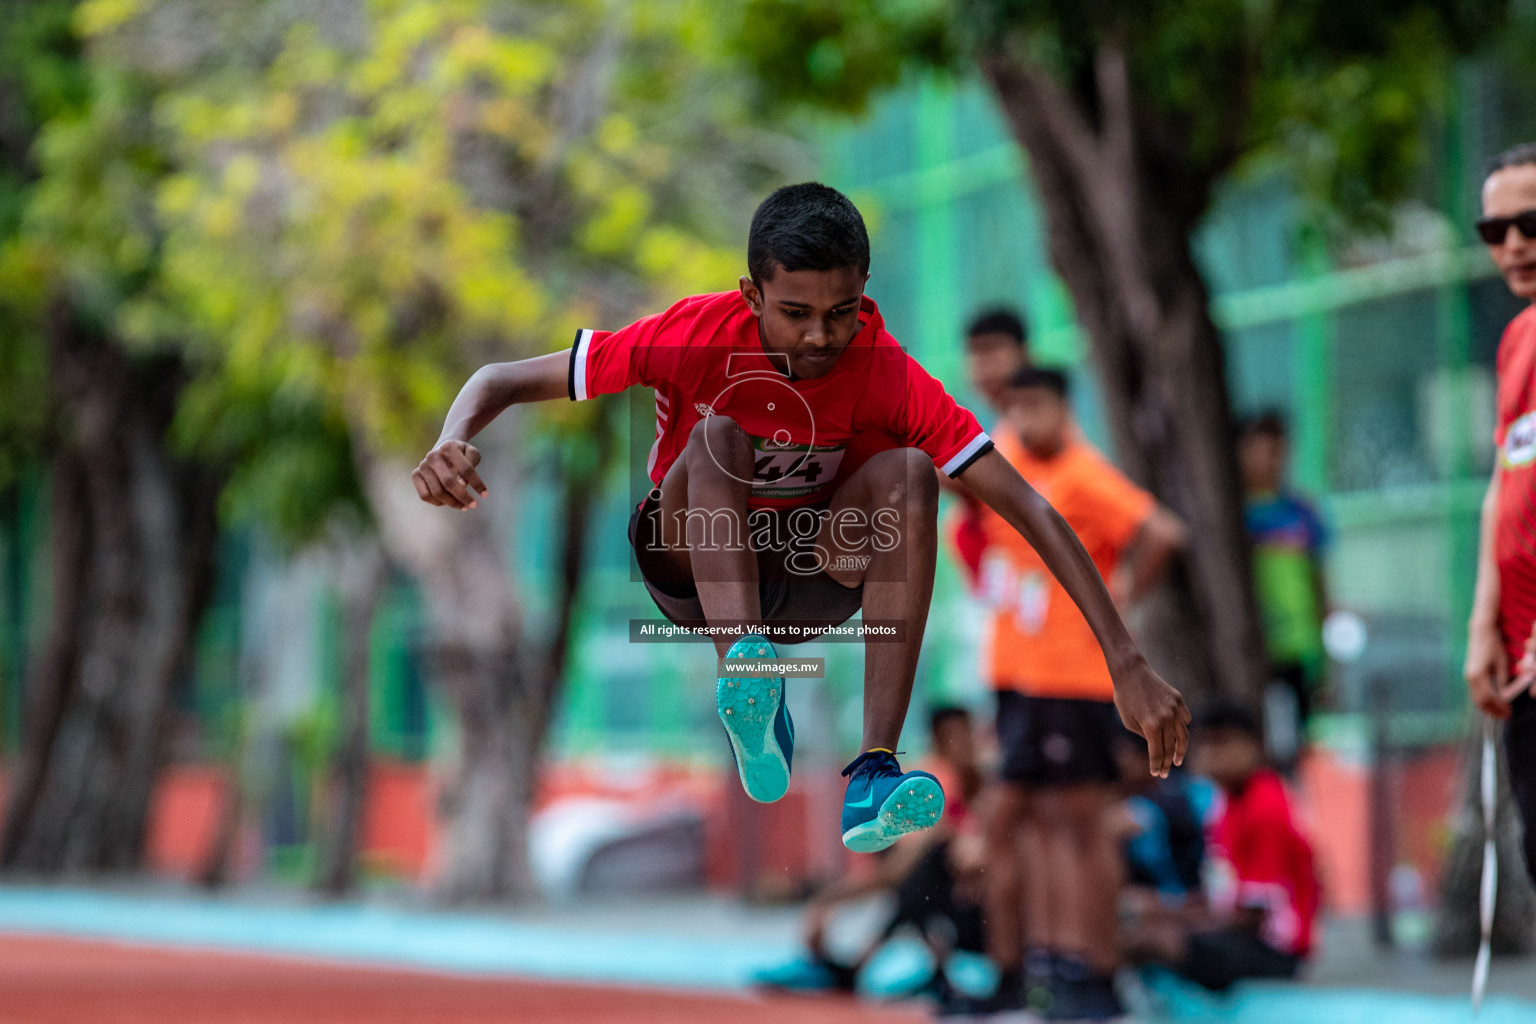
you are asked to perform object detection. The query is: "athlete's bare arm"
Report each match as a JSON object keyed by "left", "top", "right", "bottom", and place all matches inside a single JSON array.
[
  {"left": 958, "top": 447, "right": 1190, "bottom": 776},
  {"left": 412, "top": 352, "right": 568, "bottom": 509}
]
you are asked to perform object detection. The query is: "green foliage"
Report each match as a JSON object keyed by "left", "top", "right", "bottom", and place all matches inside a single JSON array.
[
  {"left": 90, "top": 0, "right": 780, "bottom": 457},
  {"left": 1, "top": 0, "right": 793, "bottom": 542},
  {"left": 0, "top": 1, "right": 88, "bottom": 236},
  {"left": 0, "top": 0, "right": 88, "bottom": 489},
  {"left": 728, "top": 0, "right": 959, "bottom": 113},
  {"left": 173, "top": 370, "right": 367, "bottom": 544},
  {"left": 731, "top": 0, "right": 1512, "bottom": 231},
  {"left": 0, "top": 246, "right": 52, "bottom": 490}
]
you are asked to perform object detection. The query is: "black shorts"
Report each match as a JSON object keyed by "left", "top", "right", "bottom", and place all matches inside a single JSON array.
[
  {"left": 1179, "top": 928, "right": 1299, "bottom": 992},
  {"left": 1506, "top": 690, "right": 1536, "bottom": 886},
  {"left": 1268, "top": 661, "right": 1315, "bottom": 727},
  {"left": 627, "top": 496, "right": 864, "bottom": 646},
  {"left": 995, "top": 691, "right": 1125, "bottom": 787},
  {"left": 883, "top": 839, "right": 986, "bottom": 954}
]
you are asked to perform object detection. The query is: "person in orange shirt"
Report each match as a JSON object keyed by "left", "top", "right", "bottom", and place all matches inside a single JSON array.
[{"left": 977, "top": 367, "right": 1186, "bottom": 1019}]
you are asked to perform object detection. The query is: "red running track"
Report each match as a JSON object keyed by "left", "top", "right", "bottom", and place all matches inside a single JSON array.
[{"left": 0, "top": 934, "right": 926, "bottom": 1024}]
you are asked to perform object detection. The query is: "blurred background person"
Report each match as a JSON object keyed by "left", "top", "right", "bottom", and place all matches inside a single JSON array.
[
  {"left": 1125, "top": 701, "right": 1319, "bottom": 992},
  {"left": 1467, "top": 143, "right": 1536, "bottom": 888},
  {"left": 964, "top": 310, "right": 1032, "bottom": 416},
  {"left": 1239, "top": 411, "right": 1330, "bottom": 775},
  {"left": 967, "top": 367, "right": 1185, "bottom": 1020},
  {"left": 755, "top": 706, "right": 986, "bottom": 999},
  {"left": 948, "top": 309, "right": 1033, "bottom": 591},
  {"left": 1111, "top": 731, "right": 1213, "bottom": 914}
]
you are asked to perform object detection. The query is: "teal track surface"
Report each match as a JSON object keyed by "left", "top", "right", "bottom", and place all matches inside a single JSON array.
[
  {"left": 0, "top": 887, "right": 1533, "bottom": 1022},
  {"left": 1144, "top": 973, "right": 1536, "bottom": 1024}
]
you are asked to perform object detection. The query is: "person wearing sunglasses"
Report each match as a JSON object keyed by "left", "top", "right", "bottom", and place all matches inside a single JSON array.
[{"left": 1466, "top": 142, "right": 1536, "bottom": 885}]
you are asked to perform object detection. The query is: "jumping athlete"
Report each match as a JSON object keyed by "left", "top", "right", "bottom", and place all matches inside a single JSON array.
[{"left": 412, "top": 183, "right": 1189, "bottom": 853}]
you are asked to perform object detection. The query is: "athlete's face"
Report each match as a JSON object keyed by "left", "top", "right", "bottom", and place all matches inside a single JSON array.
[
  {"left": 1483, "top": 163, "right": 1536, "bottom": 301},
  {"left": 740, "top": 265, "right": 869, "bottom": 380}
]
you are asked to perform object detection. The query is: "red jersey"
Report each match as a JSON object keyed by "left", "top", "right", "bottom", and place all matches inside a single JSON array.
[
  {"left": 1495, "top": 305, "right": 1536, "bottom": 665},
  {"left": 568, "top": 291, "right": 991, "bottom": 507},
  {"left": 1209, "top": 769, "right": 1319, "bottom": 958}
]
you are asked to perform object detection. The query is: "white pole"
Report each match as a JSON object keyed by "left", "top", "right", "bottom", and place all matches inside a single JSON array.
[{"left": 1473, "top": 717, "right": 1498, "bottom": 1014}]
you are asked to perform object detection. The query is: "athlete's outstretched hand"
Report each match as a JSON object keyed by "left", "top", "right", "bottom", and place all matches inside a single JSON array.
[
  {"left": 1111, "top": 656, "right": 1190, "bottom": 778},
  {"left": 413, "top": 440, "right": 487, "bottom": 510}
]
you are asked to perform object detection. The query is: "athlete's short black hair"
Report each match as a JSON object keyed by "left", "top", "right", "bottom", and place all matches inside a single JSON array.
[
  {"left": 747, "top": 183, "right": 870, "bottom": 283},
  {"left": 965, "top": 308, "right": 1027, "bottom": 350},
  {"left": 1487, "top": 143, "right": 1536, "bottom": 179},
  {"left": 1008, "top": 366, "right": 1068, "bottom": 398},
  {"left": 1196, "top": 699, "right": 1264, "bottom": 742},
  {"left": 929, "top": 704, "right": 971, "bottom": 736}
]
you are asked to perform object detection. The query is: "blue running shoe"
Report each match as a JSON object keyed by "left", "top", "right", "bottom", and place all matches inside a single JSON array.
[
  {"left": 753, "top": 953, "right": 857, "bottom": 994},
  {"left": 840, "top": 750, "right": 945, "bottom": 852},
  {"left": 717, "top": 634, "right": 793, "bottom": 803}
]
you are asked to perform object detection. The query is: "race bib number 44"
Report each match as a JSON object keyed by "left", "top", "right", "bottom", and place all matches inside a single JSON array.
[
  {"left": 750, "top": 437, "right": 845, "bottom": 499},
  {"left": 1505, "top": 411, "right": 1536, "bottom": 469}
]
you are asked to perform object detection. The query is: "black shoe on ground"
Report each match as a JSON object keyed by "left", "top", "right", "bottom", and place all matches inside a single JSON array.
[
  {"left": 934, "top": 968, "right": 1027, "bottom": 1019},
  {"left": 1022, "top": 949, "right": 1055, "bottom": 1016},
  {"left": 1043, "top": 971, "right": 1124, "bottom": 1022}
]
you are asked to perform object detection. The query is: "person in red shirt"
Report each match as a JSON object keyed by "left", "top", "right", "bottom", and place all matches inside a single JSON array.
[
  {"left": 412, "top": 183, "right": 1188, "bottom": 855},
  {"left": 1126, "top": 701, "right": 1318, "bottom": 991},
  {"left": 1465, "top": 143, "right": 1536, "bottom": 884}
]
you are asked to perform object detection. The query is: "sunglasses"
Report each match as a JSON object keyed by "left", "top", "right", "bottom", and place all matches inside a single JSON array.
[{"left": 1476, "top": 209, "right": 1536, "bottom": 245}]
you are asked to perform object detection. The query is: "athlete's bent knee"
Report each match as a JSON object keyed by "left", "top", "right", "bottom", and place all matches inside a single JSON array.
[
  {"left": 686, "top": 415, "right": 752, "bottom": 474},
  {"left": 871, "top": 447, "right": 938, "bottom": 510}
]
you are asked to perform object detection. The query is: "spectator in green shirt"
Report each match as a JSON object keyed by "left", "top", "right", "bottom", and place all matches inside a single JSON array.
[{"left": 1239, "top": 412, "right": 1329, "bottom": 772}]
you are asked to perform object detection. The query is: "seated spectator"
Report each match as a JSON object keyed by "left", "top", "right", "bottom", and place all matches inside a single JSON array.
[
  {"left": 1111, "top": 732, "right": 1212, "bottom": 909},
  {"left": 1124, "top": 701, "right": 1319, "bottom": 992},
  {"left": 755, "top": 706, "right": 986, "bottom": 997}
]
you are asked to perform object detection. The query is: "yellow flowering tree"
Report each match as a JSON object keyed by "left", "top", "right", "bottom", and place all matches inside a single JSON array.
[{"left": 7, "top": 0, "right": 801, "bottom": 897}]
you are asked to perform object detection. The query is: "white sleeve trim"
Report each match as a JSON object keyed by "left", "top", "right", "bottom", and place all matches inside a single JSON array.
[
  {"left": 570, "top": 328, "right": 594, "bottom": 401},
  {"left": 942, "top": 431, "right": 992, "bottom": 476}
]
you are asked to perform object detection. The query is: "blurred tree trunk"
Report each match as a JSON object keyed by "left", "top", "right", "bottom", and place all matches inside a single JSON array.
[
  {"left": 314, "top": 537, "right": 387, "bottom": 897},
  {"left": 358, "top": 416, "right": 602, "bottom": 903},
  {"left": 981, "top": 49, "right": 1268, "bottom": 701},
  {"left": 1433, "top": 726, "right": 1536, "bottom": 957},
  {"left": 1, "top": 301, "right": 220, "bottom": 874},
  {"left": 0, "top": 451, "right": 90, "bottom": 864}
]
